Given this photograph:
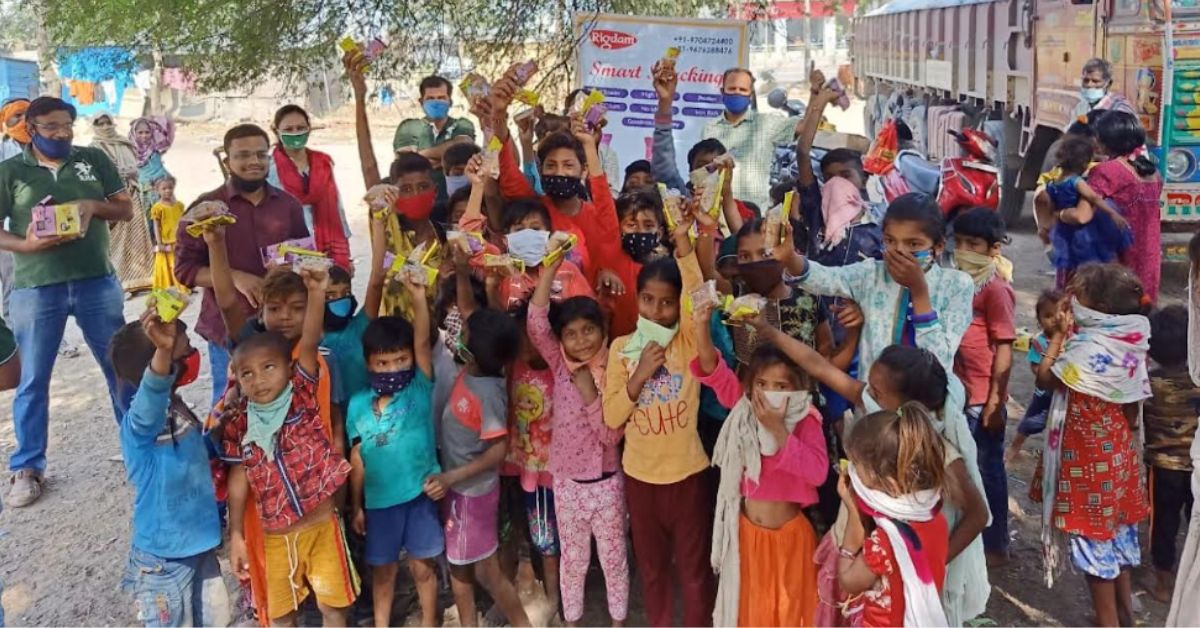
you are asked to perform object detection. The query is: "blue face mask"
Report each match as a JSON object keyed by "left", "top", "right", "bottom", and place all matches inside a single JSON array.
[
  {"left": 324, "top": 295, "right": 357, "bottom": 331},
  {"left": 506, "top": 229, "right": 550, "bottom": 267},
  {"left": 445, "top": 174, "right": 469, "bottom": 197},
  {"left": 423, "top": 100, "right": 451, "bottom": 120},
  {"left": 722, "top": 93, "right": 752, "bottom": 115},
  {"left": 911, "top": 249, "right": 936, "bottom": 271},
  {"left": 32, "top": 133, "right": 71, "bottom": 160}
]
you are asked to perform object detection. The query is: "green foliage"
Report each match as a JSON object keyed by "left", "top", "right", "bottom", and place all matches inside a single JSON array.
[{"left": 42, "top": 0, "right": 727, "bottom": 91}]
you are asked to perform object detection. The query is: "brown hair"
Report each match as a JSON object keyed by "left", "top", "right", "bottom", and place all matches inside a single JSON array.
[
  {"left": 1068, "top": 263, "right": 1146, "bottom": 316},
  {"left": 846, "top": 402, "right": 946, "bottom": 495},
  {"left": 261, "top": 268, "right": 307, "bottom": 304}
]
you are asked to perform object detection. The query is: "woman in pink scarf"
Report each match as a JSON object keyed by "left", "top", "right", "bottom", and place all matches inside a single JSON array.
[{"left": 130, "top": 116, "right": 175, "bottom": 210}]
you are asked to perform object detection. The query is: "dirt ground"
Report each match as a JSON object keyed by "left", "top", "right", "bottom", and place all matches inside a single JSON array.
[{"left": 0, "top": 108, "right": 1183, "bottom": 627}]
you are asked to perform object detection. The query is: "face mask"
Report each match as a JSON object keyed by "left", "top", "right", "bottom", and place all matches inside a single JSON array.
[
  {"left": 634, "top": 316, "right": 679, "bottom": 350},
  {"left": 722, "top": 93, "right": 752, "bottom": 115},
  {"left": 445, "top": 174, "right": 469, "bottom": 197},
  {"left": 32, "top": 133, "right": 71, "bottom": 160},
  {"left": 861, "top": 387, "right": 883, "bottom": 414},
  {"left": 371, "top": 368, "right": 416, "bottom": 395},
  {"left": 911, "top": 248, "right": 936, "bottom": 272},
  {"left": 230, "top": 173, "right": 266, "bottom": 193},
  {"left": 174, "top": 348, "right": 201, "bottom": 388},
  {"left": 621, "top": 232, "right": 660, "bottom": 262},
  {"left": 324, "top": 295, "right": 357, "bottom": 331},
  {"left": 1081, "top": 87, "right": 1106, "bottom": 104},
  {"left": 737, "top": 259, "right": 783, "bottom": 295},
  {"left": 506, "top": 229, "right": 550, "bottom": 267},
  {"left": 394, "top": 189, "right": 436, "bottom": 221},
  {"left": 541, "top": 175, "right": 585, "bottom": 200},
  {"left": 279, "top": 132, "right": 309, "bottom": 150},
  {"left": 455, "top": 336, "right": 475, "bottom": 364},
  {"left": 757, "top": 390, "right": 811, "bottom": 456},
  {"left": 423, "top": 100, "right": 451, "bottom": 120}
]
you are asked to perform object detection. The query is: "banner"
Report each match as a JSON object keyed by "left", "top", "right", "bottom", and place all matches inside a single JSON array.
[{"left": 574, "top": 13, "right": 748, "bottom": 183}]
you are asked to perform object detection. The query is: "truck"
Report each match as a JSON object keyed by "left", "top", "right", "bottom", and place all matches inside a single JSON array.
[{"left": 850, "top": 0, "right": 1195, "bottom": 272}]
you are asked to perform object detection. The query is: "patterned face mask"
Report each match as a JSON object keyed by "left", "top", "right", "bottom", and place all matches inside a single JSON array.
[{"left": 443, "top": 307, "right": 466, "bottom": 362}]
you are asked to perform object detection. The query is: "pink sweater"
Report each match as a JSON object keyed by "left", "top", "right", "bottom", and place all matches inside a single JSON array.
[
  {"left": 691, "top": 357, "right": 828, "bottom": 506},
  {"left": 528, "top": 303, "right": 623, "bottom": 480}
]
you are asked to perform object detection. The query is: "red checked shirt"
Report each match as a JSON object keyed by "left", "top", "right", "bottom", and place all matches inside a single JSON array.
[{"left": 218, "top": 364, "right": 350, "bottom": 532}]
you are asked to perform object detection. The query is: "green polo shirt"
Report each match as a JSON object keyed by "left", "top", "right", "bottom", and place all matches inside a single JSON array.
[
  {"left": 392, "top": 115, "right": 476, "bottom": 153},
  {"left": 0, "top": 146, "right": 124, "bottom": 289}
]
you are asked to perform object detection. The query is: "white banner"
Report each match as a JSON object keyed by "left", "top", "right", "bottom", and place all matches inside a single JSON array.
[{"left": 574, "top": 13, "right": 748, "bottom": 182}]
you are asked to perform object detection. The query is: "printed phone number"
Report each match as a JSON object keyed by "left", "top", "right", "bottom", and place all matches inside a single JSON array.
[{"left": 672, "top": 35, "right": 736, "bottom": 46}]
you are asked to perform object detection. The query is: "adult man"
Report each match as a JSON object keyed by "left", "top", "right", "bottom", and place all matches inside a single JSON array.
[
  {"left": 1071, "top": 57, "right": 1137, "bottom": 124},
  {"left": 392, "top": 75, "right": 476, "bottom": 201},
  {"left": 701, "top": 67, "right": 800, "bottom": 210},
  {"left": 0, "top": 96, "right": 133, "bottom": 507},
  {"left": 0, "top": 98, "right": 31, "bottom": 322},
  {"left": 174, "top": 124, "right": 309, "bottom": 404}
]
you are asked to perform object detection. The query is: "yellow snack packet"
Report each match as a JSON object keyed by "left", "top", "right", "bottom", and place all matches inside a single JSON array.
[{"left": 149, "top": 287, "right": 190, "bottom": 323}]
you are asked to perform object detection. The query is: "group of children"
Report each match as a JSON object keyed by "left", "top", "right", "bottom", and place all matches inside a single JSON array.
[{"left": 107, "top": 54, "right": 1198, "bottom": 628}]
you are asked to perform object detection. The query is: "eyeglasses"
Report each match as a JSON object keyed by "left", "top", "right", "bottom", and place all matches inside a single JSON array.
[{"left": 31, "top": 122, "right": 74, "bottom": 133}]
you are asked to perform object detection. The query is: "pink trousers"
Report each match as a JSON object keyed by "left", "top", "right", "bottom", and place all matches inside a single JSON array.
[{"left": 553, "top": 473, "right": 630, "bottom": 622}]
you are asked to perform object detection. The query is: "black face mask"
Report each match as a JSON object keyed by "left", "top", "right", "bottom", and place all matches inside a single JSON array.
[
  {"left": 737, "top": 259, "right": 784, "bottom": 296},
  {"left": 230, "top": 173, "right": 266, "bottom": 193},
  {"left": 542, "top": 175, "right": 586, "bottom": 200},
  {"left": 621, "top": 232, "right": 660, "bottom": 262},
  {"left": 324, "top": 295, "right": 357, "bottom": 331}
]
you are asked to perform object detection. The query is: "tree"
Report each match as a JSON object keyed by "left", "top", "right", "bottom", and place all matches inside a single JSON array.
[{"left": 43, "top": 0, "right": 728, "bottom": 92}]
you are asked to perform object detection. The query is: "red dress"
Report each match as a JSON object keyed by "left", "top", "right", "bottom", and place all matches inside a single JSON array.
[
  {"left": 861, "top": 512, "right": 949, "bottom": 628},
  {"left": 1053, "top": 390, "right": 1149, "bottom": 538},
  {"left": 1086, "top": 159, "right": 1163, "bottom": 303}
]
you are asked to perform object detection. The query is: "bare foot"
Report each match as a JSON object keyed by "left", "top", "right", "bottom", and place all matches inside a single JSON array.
[
  {"left": 985, "top": 550, "right": 1010, "bottom": 568},
  {"left": 1147, "top": 570, "right": 1174, "bottom": 603}
]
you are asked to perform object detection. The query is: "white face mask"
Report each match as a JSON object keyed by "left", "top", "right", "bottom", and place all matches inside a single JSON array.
[
  {"left": 1081, "top": 86, "right": 1106, "bottom": 104},
  {"left": 756, "top": 390, "right": 811, "bottom": 456},
  {"left": 505, "top": 229, "right": 550, "bottom": 267}
]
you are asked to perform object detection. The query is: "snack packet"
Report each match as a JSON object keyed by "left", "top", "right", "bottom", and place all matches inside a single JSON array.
[
  {"left": 447, "top": 230, "right": 486, "bottom": 257},
  {"left": 481, "top": 135, "right": 503, "bottom": 179},
  {"left": 825, "top": 78, "right": 851, "bottom": 111},
  {"left": 515, "top": 89, "right": 540, "bottom": 107},
  {"left": 459, "top": 73, "right": 491, "bottom": 103},
  {"left": 149, "top": 287, "right": 191, "bottom": 323},
  {"left": 512, "top": 60, "right": 538, "bottom": 86},
  {"left": 260, "top": 237, "right": 318, "bottom": 267},
  {"left": 339, "top": 37, "right": 386, "bottom": 67},
  {"left": 182, "top": 200, "right": 236, "bottom": 237},
  {"left": 689, "top": 167, "right": 725, "bottom": 218},
  {"left": 398, "top": 262, "right": 438, "bottom": 287},
  {"left": 482, "top": 253, "right": 525, "bottom": 276},
  {"left": 30, "top": 196, "right": 81, "bottom": 238},
  {"left": 661, "top": 46, "right": 681, "bottom": 70},
  {"left": 657, "top": 184, "right": 686, "bottom": 231},
  {"left": 542, "top": 232, "right": 577, "bottom": 266},
  {"left": 293, "top": 254, "right": 334, "bottom": 273},
  {"left": 365, "top": 183, "right": 399, "bottom": 218},
  {"left": 570, "top": 90, "right": 607, "bottom": 132},
  {"left": 723, "top": 294, "right": 767, "bottom": 325},
  {"left": 690, "top": 280, "right": 724, "bottom": 313},
  {"left": 763, "top": 190, "right": 793, "bottom": 246}
]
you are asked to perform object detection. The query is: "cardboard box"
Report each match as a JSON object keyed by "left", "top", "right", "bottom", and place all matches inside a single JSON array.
[
  {"left": 814, "top": 130, "right": 871, "bottom": 153},
  {"left": 31, "top": 201, "right": 81, "bottom": 238}
]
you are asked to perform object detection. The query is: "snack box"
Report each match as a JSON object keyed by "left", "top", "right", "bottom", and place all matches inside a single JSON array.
[{"left": 30, "top": 198, "right": 81, "bottom": 238}]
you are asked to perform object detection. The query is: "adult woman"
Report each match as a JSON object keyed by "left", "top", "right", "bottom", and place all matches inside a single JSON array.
[
  {"left": 266, "top": 104, "right": 351, "bottom": 270},
  {"left": 129, "top": 116, "right": 174, "bottom": 210},
  {"left": 92, "top": 113, "right": 154, "bottom": 293},
  {"left": 1086, "top": 110, "right": 1163, "bottom": 302}
]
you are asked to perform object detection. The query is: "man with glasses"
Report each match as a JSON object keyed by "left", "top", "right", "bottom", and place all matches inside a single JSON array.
[
  {"left": 0, "top": 96, "right": 133, "bottom": 507},
  {"left": 174, "top": 124, "right": 309, "bottom": 402}
]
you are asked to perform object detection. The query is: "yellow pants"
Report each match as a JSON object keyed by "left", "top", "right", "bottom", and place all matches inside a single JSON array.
[{"left": 262, "top": 514, "right": 359, "bottom": 619}]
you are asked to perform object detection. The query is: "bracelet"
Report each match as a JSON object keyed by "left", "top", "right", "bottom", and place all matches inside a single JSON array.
[{"left": 838, "top": 546, "right": 860, "bottom": 560}]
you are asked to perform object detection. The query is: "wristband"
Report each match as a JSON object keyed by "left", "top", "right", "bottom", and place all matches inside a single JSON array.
[
  {"left": 910, "top": 310, "right": 939, "bottom": 326},
  {"left": 838, "top": 546, "right": 860, "bottom": 559}
]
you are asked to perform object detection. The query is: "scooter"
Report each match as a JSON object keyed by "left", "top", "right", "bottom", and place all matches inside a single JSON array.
[{"left": 936, "top": 128, "right": 999, "bottom": 218}]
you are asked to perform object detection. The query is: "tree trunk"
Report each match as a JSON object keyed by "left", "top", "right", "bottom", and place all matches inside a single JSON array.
[
  {"left": 149, "top": 45, "right": 164, "bottom": 116},
  {"left": 32, "top": 0, "right": 59, "bottom": 97}
]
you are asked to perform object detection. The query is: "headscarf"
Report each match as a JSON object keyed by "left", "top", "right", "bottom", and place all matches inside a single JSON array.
[
  {"left": 849, "top": 463, "right": 949, "bottom": 627},
  {"left": 129, "top": 116, "right": 175, "bottom": 166},
  {"left": 820, "top": 176, "right": 866, "bottom": 249},
  {"left": 1041, "top": 299, "right": 1151, "bottom": 586},
  {"left": 953, "top": 249, "right": 1013, "bottom": 291},
  {"left": 711, "top": 389, "right": 818, "bottom": 627},
  {"left": 90, "top": 113, "right": 139, "bottom": 177},
  {"left": 1, "top": 100, "right": 29, "bottom": 145}
]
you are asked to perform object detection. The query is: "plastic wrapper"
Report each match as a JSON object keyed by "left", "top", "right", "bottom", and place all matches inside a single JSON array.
[
  {"left": 398, "top": 263, "right": 438, "bottom": 287},
  {"left": 513, "top": 60, "right": 538, "bottom": 86},
  {"left": 690, "top": 280, "right": 724, "bottom": 313},
  {"left": 723, "top": 294, "right": 767, "bottom": 325},
  {"left": 338, "top": 37, "right": 386, "bottom": 68},
  {"left": 293, "top": 254, "right": 333, "bottom": 273},
  {"left": 542, "top": 232, "right": 577, "bottom": 266},
  {"left": 482, "top": 135, "right": 503, "bottom": 179},
  {"left": 182, "top": 200, "right": 235, "bottom": 237},
  {"left": 824, "top": 78, "right": 851, "bottom": 111},
  {"left": 763, "top": 190, "right": 792, "bottom": 246},
  {"left": 482, "top": 253, "right": 525, "bottom": 276},
  {"left": 447, "top": 230, "right": 486, "bottom": 257},
  {"left": 657, "top": 183, "right": 686, "bottom": 231},
  {"left": 30, "top": 196, "right": 81, "bottom": 238},
  {"left": 148, "top": 287, "right": 191, "bottom": 323},
  {"left": 515, "top": 89, "right": 540, "bottom": 107},
  {"left": 260, "top": 237, "right": 317, "bottom": 267},
  {"left": 661, "top": 46, "right": 681, "bottom": 70},
  {"left": 689, "top": 166, "right": 725, "bottom": 218},
  {"left": 364, "top": 183, "right": 399, "bottom": 219},
  {"left": 570, "top": 90, "right": 607, "bottom": 133},
  {"left": 459, "top": 73, "right": 491, "bottom": 103}
]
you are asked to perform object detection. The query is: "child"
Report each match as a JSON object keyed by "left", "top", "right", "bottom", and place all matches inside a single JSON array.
[
  {"left": 1037, "top": 135, "right": 1132, "bottom": 289},
  {"left": 622, "top": 159, "right": 654, "bottom": 192},
  {"left": 696, "top": 301, "right": 827, "bottom": 627},
  {"left": 1006, "top": 289, "right": 1066, "bottom": 460},
  {"left": 322, "top": 211, "right": 388, "bottom": 405},
  {"left": 603, "top": 204, "right": 716, "bottom": 627},
  {"left": 778, "top": 193, "right": 975, "bottom": 377},
  {"left": 348, "top": 303, "right": 442, "bottom": 627},
  {"left": 1144, "top": 305, "right": 1199, "bottom": 602},
  {"left": 149, "top": 176, "right": 186, "bottom": 291},
  {"left": 951, "top": 207, "right": 1015, "bottom": 565},
  {"left": 380, "top": 152, "right": 446, "bottom": 319},
  {"left": 836, "top": 403, "right": 951, "bottom": 627},
  {"left": 488, "top": 196, "right": 592, "bottom": 311},
  {"left": 219, "top": 268, "right": 359, "bottom": 626},
  {"left": 1035, "top": 263, "right": 1152, "bottom": 626},
  {"left": 757, "top": 325, "right": 990, "bottom": 626},
  {"left": 425, "top": 244, "right": 530, "bottom": 627},
  {"left": 527, "top": 250, "right": 628, "bottom": 627},
  {"left": 443, "top": 141, "right": 482, "bottom": 199},
  {"left": 111, "top": 309, "right": 230, "bottom": 627},
  {"left": 604, "top": 189, "right": 669, "bottom": 337}
]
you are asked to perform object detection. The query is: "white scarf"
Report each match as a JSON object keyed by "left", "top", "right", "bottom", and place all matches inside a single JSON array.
[
  {"left": 850, "top": 465, "right": 949, "bottom": 628},
  {"left": 710, "top": 391, "right": 815, "bottom": 627},
  {"left": 1041, "top": 300, "right": 1151, "bottom": 586}
]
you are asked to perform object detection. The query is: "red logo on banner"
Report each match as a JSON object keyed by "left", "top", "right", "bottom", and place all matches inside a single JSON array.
[{"left": 590, "top": 29, "right": 638, "bottom": 50}]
